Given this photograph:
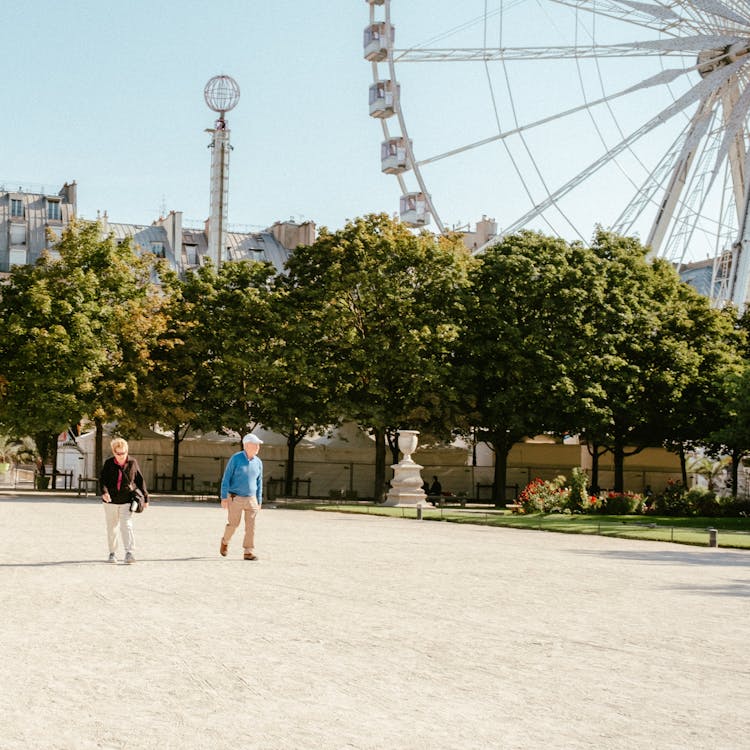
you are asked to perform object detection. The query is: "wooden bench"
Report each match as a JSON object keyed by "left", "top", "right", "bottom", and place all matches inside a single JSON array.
[{"left": 427, "top": 493, "right": 466, "bottom": 508}]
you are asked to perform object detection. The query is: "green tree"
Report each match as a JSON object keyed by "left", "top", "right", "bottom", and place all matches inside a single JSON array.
[
  {"left": 459, "top": 230, "right": 594, "bottom": 502},
  {"left": 184, "top": 259, "right": 278, "bottom": 439},
  {"left": 264, "top": 272, "right": 343, "bottom": 495},
  {"left": 55, "top": 223, "right": 168, "bottom": 470},
  {"left": 0, "top": 228, "right": 106, "bottom": 476},
  {"left": 0, "top": 221, "right": 167, "bottom": 476},
  {"left": 575, "top": 229, "right": 726, "bottom": 492},
  {"left": 663, "top": 302, "right": 744, "bottom": 485},
  {"left": 282, "top": 214, "right": 471, "bottom": 500},
  {"left": 704, "top": 364, "right": 750, "bottom": 497},
  {"left": 141, "top": 267, "right": 204, "bottom": 490}
]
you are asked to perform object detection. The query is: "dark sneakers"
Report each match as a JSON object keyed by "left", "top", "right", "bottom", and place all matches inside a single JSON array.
[
  {"left": 220, "top": 540, "right": 228, "bottom": 557},
  {"left": 243, "top": 553, "right": 258, "bottom": 561}
]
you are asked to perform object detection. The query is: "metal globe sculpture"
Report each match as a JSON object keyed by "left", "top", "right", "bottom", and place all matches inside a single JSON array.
[{"left": 204, "top": 75, "right": 240, "bottom": 115}]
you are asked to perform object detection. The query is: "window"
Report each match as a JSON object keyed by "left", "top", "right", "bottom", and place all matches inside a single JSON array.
[
  {"left": 9, "top": 247, "right": 27, "bottom": 266},
  {"left": 185, "top": 244, "right": 198, "bottom": 265},
  {"left": 9, "top": 223, "right": 26, "bottom": 246},
  {"left": 10, "top": 198, "right": 23, "bottom": 218},
  {"left": 46, "top": 199, "right": 61, "bottom": 221}
]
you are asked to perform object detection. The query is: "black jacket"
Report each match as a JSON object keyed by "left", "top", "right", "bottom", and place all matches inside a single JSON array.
[{"left": 100, "top": 457, "right": 149, "bottom": 504}]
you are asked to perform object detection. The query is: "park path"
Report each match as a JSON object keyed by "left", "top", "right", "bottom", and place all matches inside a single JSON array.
[{"left": 0, "top": 494, "right": 748, "bottom": 750}]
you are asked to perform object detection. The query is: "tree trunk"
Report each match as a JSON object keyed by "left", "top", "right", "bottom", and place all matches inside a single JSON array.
[
  {"left": 34, "top": 432, "right": 55, "bottom": 474},
  {"left": 491, "top": 432, "right": 513, "bottom": 507},
  {"left": 678, "top": 442, "right": 688, "bottom": 487},
  {"left": 373, "top": 426, "right": 387, "bottom": 502},
  {"left": 590, "top": 444, "right": 600, "bottom": 493},
  {"left": 171, "top": 425, "right": 180, "bottom": 491},
  {"left": 613, "top": 433, "right": 625, "bottom": 493},
  {"left": 284, "top": 427, "right": 296, "bottom": 496},
  {"left": 51, "top": 439, "right": 59, "bottom": 489}
]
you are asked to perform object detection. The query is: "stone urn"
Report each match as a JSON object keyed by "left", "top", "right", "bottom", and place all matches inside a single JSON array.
[
  {"left": 383, "top": 430, "right": 427, "bottom": 507},
  {"left": 397, "top": 430, "right": 419, "bottom": 463}
]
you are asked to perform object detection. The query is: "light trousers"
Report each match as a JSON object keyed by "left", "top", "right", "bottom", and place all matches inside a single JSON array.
[
  {"left": 103, "top": 502, "right": 135, "bottom": 554},
  {"left": 222, "top": 495, "right": 259, "bottom": 554}
]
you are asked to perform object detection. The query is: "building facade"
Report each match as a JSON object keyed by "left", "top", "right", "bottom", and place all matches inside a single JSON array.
[
  {"left": 0, "top": 182, "right": 77, "bottom": 271},
  {"left": 0, "top": 180, "right": 315, "bottom": 276}
]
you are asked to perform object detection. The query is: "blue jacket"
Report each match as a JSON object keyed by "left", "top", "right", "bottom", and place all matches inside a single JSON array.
[{"left": 220, "top": 451, "right": 263, "bottom": 504}]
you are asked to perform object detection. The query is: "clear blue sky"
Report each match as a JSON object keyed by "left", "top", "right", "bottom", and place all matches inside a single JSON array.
[
  {"left": 2, "top": 1, "right": 697, "bottom": 253},
  {"left": 2, "top": 0, "right": 390, "bottom": 231}
]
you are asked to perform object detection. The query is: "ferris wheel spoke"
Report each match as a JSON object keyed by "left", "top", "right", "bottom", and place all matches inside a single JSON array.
[
  {"left": 550, "top": 0, "right": 750, "bottom": 37},
  {"left": 658, "top": 119, "right": 729, "bottom": 263},
  {"left": 711, "top": 80, "right": 750, "bottom": 191},
  {"left": 665, "top": 74, "right": 750, "bottom": 238},
  {"left": 393, "top": 44, "right": 697, "bottom": 62},
  {"left": 660, "top": 132, "right": 740, "bottom": 268},
  {"left": 415, "top": 66, "right": 689, "bottom": 168},
  {"left": 393, "top": 34, "right": 746, "bottom": 63},
  {"left": 627, "top": 33, "right": 749, "bottom": 53},
  {"left": 689, "top": 0, "right": 750, "bottom": 26},
  {"left": 488, "top": 33, "right": 583, "bottom": 239},
  {"left": 612, "top": 121, "right": 694, "bottom": 234},
  {"left": 641, "top": 101, "right": 715, "bottom": 252},
  {"left": 610, "top": 0, "right": 684, "bottom": 22},
  {"left": 732, "top": 164, "right": 750, "bottom": 306},
  {"left": 501, "top": 59, "right": 744, "bottom": 236},
  {"left": 547, "top": 0, "right": 685, "bottom": 33}
]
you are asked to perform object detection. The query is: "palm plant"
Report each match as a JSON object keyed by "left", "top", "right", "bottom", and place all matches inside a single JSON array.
[
  {"left": 686, "top": 454, "right": 732, "bottom": 493},
  {"left": 0, "top": 434, "right": 21, "bottom": 468},
  {"left": 0, "top": 434, "right": 37, "bottom": 468}
]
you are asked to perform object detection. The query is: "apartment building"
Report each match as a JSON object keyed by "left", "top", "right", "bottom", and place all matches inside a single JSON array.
[
  {"left": 0, "top": 180, "right": 315, "bottom": 276},
  {"left": 0, "top": 182, "right": 77, "bottom": 271}
]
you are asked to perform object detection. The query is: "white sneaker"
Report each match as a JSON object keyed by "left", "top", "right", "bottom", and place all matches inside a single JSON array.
[
  {"left": 124, "top": 552, "right": 135, "bottom": 564},
  {"left": 107, "top": 553, "right": 116, "bottom": 563}
]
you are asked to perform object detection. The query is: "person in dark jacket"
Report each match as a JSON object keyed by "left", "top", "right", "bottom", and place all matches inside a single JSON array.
[{"left": 100, "top": 437, "right": 148, "bottom": 564}]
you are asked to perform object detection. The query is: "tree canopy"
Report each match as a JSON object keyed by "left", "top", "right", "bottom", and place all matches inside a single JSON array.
[
  {"left": 0, "top": 221, "right": 167, "bottom": 472},
  {"left": 458, "top": 230, "right": 596, "bottom": 499},
  {"left": 281, "top": 214, "right": 472, "bottom": 499},
  {"left": 0, "top": 217, "right": 746, "bottom": 500}
]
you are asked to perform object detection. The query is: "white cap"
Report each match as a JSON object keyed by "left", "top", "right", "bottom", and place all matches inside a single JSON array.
[{"left": 242, "top": 433, "right": 263, "bottom": 445}]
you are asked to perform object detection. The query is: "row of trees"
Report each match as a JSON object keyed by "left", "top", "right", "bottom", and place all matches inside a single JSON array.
[{"left": 1, "top": 215, "right": 749, "bottom": 499}]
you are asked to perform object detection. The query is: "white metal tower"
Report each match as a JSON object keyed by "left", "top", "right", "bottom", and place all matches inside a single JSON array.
[{"left": 204, "top": 75, "right": 240, "bottom": 268}]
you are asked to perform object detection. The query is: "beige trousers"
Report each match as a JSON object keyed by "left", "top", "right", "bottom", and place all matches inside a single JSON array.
[
  {"left": 103, "top": 502, "right": 134, "bottom": 554},
  {"left": 222, "top": 495, "right": 259, "bottom": 554}
]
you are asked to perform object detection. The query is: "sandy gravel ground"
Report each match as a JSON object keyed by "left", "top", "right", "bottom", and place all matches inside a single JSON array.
[{"left": 0, "top": 494, "right": 748, "bottom": 750}]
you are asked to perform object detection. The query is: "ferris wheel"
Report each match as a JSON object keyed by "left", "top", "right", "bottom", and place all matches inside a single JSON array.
[{"left": 364, "top": 0, "right": 750, "bottom": 307}]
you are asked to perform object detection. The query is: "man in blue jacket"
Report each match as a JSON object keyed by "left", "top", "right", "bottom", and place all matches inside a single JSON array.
[{"left": 219, "top": 433, "right": 264, "bottom": 560}]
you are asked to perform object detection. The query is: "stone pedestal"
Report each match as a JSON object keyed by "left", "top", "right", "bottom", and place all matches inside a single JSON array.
[{"left": 383, "top": 430, "right": 428, "bottom": 507}]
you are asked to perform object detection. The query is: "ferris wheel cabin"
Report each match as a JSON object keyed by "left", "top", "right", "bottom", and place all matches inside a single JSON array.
[
  {"left": 400, "top": 192, "right": 431, "bottom": 227},
  {"left": 363, "top": 22, "right": 394, "bottom": 62},
  {"left": 369, "top": 80, "right": 399, "bottom": 118},
  {"left": 381, "top": 137, "right": 411, "bottom": 174}
]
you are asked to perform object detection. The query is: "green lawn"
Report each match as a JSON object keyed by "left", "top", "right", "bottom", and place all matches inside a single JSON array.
[{"left": 282, "top": 502, "right": 750, "bottom": 549}]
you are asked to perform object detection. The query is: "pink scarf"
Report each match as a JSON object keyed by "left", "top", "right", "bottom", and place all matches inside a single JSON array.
[{"left": 115, "top": 458, "right": 127, "bottom": 491}]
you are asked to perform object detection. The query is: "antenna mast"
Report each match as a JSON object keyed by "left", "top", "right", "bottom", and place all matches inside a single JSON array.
[{"left": 204, "top": 74, "right": 240, "bottom": 268}]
